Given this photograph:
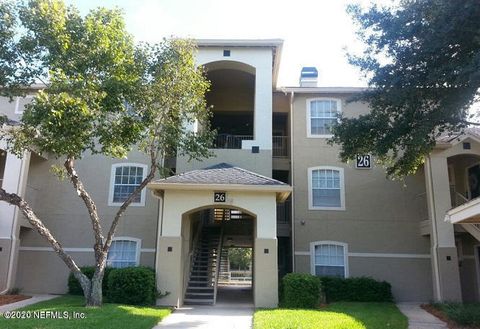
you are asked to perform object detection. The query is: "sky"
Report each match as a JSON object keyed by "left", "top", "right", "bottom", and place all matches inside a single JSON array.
[{"left": 64, "top": 0, "right": 391, "bottom": 88}]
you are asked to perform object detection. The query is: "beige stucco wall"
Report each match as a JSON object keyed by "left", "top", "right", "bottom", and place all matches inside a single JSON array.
[
  {"left": 176, "top": 149, "right": 272, "bottom": 177},
  {"left": 291, "top": 92, "right": 433, "bottom": 302},
  {"left": 13, "top": 150, "right": 159, "bottom": 293}
]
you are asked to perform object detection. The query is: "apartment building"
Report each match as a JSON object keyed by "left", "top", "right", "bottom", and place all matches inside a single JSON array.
[{"left": 1, "top": 39, "right": 480, "bottom": 308}]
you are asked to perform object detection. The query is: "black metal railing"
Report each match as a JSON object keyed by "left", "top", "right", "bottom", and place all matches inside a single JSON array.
[
  {"left": 273, "top": 136, "right": 289, "bottom": 157},
  {"left": 277, "top": 199, "right": 291, "bottom": 224},
  {"left": 213, "top": 134, "right": 253, "bottom": 149}
]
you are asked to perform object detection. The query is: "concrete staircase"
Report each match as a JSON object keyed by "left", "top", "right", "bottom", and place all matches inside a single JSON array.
[
  {"left": 184, "top": 225, "right": 223, "bottom": 305},
  {"left": 218, "top": 248, "right": 230, "bottom": 282}
]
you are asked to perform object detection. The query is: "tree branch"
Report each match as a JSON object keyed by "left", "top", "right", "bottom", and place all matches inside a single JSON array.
[
  {"left": 64, "top": 157, "right": 104, "bottom": 261},
  {"left": 461, "top": 120, "right": 480, "bottom": 126}
]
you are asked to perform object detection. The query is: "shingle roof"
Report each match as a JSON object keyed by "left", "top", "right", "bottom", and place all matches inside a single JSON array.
[
  {"left": 436, "top": 127, "right": 480, "bottom": 144},
  {"left": 155, "top": 163, "right": 288, "bottom": 186}
]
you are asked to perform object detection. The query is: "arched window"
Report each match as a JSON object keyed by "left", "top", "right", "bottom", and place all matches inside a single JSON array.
[
  {"left": 308, "top": 166, "right": 345, "bottom": 210},
  {"left": 307, "top": 98, "right": 341, "bottom": 138},
  {"left": 310, "top": 241, "right": 348, "bottom": 278},
  {"left": 108, "top": 163, "right": 147, "bottom": 206},
  {"left": 107, "top": 237, "right": 141, "bottom": 268}
]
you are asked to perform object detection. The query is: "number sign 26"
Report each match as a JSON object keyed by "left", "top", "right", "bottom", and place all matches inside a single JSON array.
[
  {"left": 356, "top": 155, "right": 372, "bottom": 169},
  {"left": 214, "top": 192, "right": 226, "bottom": 202}
]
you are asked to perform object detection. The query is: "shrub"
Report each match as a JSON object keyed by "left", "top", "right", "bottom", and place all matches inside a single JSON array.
[
  {"left": 433, "top": 303, "right": 480, "bottom": 327},
  {"left": 107, "top": 267, "right": 156, "bottom": 305},
  {"left": 321, "top": 276, "right": 393, "bottom": 302},
  {"left": 68, "top": 266, "right": 112, "bottom": 296},
  {"left": 281, "top": 273, "right": 322, "bottom": 308}
]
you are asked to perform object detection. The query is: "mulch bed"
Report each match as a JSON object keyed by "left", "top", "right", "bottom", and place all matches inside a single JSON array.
[
  {"left": 0, "top": 295, "right": 32, "bottom": 306},
  {"left": 421, "top": 304, "right": 479, "bottom": 329}
]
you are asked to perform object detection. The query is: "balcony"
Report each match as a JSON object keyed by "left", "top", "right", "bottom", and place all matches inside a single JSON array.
[
  {"left": 273, "top": 136, "right": 289, "bottom": 157},
  {"left": 212, "top": 134, "right": 290, "bottom": 157},
  {"left": 213, "top": 134, "right": 253, "bottom": 149},
  {"left": 277, "top": 198, "right": 291, "bottom": 237}
]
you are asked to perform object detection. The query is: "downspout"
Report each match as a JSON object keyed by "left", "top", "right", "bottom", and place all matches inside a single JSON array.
[
  {"left": 288, "top": 90, "right": 296, "bottom": 272},
  {"left": 426, "top": 155, "right": 442, "bottom": 301}
]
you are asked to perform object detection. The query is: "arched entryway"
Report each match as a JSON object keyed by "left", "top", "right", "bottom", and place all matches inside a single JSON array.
[
  {"left": 148, "top": 163, "right": 291, "bottom": 308},
  {"left": 181, "top": 206, "right": 255, "bottom": 306}
]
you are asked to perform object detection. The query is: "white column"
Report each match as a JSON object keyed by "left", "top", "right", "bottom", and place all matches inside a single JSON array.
[{"left": 0, "top": 150, "right": 30, "bottom": 293}]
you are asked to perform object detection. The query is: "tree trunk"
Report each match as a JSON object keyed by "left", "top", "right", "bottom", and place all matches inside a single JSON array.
[{"left": 86, "top": 255, "right": 107, "bottom": 307}]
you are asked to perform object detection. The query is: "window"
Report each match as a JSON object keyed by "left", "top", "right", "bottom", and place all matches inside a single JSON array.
[
  {"left": 308, "top": 166, "right": 345, "bottom": 210},
  {"left": 310, "top": 241, "right": 348, "bottom": 278},
  {"left": 107, "top": 238, "right": 140, "bottom": 268},
  {"left": 307, "top": 98, "right": 341, "bottom": 137},
  {"left": 108, "top": 163, "right": 147, "bottom": 206}
]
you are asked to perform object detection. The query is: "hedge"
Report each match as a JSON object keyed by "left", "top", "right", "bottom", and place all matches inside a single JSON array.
[
  {"left": 281, "top": 273, "right": 322, "bottom": 308},
  {"left": 68, "top": 266, "right": 113, "bottom": 296},
  {"left": 107, "top": 267, "right": 156, "bottom": 305},
  {"left": 320, "top": 276, "right": 393, "bottom": 302}
]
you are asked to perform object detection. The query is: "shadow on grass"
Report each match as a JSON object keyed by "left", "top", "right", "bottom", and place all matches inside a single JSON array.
[
  {"left": 0, "top": 295, "right": 171, "bottom": 329},
  {"left": 254, "top": 302, "right": 408, "bottom": 329}
]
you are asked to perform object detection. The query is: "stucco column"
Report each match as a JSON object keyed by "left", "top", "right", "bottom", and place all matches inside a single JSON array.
[
  {"left": 424, "top": 154, "right": 462, "bottom": 301},
  {"left": 254, "top": 197, "right": 278, "bottom": 308},
  {"left": 0, "top": 150, "right": 30, "bottom": 293}
]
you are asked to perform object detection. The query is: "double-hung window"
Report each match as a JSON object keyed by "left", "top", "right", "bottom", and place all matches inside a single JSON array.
[
  {"left": 109, "top": 163, "right": 147, "bottom": 206},
  {"left": 307, "top": 98, "right": 341, "bottom": 137},
  {"left": 310, "top": 241, "right": 348, "bottom": 278},
  {"left": 107, "top": 238, "right": 140, "bottom": 268},
  {"left": 308, "top": 166, "right": 345, "bottom": 210}
]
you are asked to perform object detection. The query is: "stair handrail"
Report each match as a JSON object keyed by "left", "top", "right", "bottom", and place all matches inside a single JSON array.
[
  {"left": 184, "top": 221, "right": 204, "bottom": 298},
  {"left": 213, "top": 225, "right": 224, "bottom": 305}
]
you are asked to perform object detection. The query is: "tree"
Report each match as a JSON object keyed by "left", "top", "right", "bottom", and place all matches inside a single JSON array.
[
  {"left": 228, "top": 248, "right": 252, "bottom": 270},
  {"left": 331, "top": 0, "right": 480, "bottom": 178},
  {"left": 0, "top": 0, "right": 213, "bottom": 306}
]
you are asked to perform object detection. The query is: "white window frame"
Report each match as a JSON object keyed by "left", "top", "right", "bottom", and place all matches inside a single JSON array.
[
  {"left": 108, "top": 163, "right": 148, "bottom": 207},
  {"left": 306, "top": 98, "right": 342, "bottom": 138},
  {"left": 107, "top": 237, "right": 141, "bottom": 268},
  {"left": 310, "top": 240, "right": 349, "bottom": 278},
  {"left": 14, "top": 95, "right": 35, "bottom": 114},
  {"left": 308, "top": 166, "right": 345, "bottom": 211}
]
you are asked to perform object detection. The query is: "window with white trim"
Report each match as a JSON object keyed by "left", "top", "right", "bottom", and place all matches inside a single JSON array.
[
  {"left": 109, "top": 163, "right": 147, "bottom": 206},
  {"left": 308, "top": 166, "right": 345, "bottom": 210},
  {"left": 307, "top": 98, "right": 341, "bottom": 137},
  {"left": 107, "top": 238, "right": 140, "bottom": 268},
  {"left": 311, "top": 241, "right": 348, "bottom": 278}
]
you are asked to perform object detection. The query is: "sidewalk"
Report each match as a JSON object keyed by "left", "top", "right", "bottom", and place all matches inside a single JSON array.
[
  {"left": 397, "top": 302, "right": 448, "bottom": 329},
  {"left": 154, "top": 286, "right": 253, "bottom": 329},
  {"left": 0, "top": 295, "right": 59, "bottom": 314}
]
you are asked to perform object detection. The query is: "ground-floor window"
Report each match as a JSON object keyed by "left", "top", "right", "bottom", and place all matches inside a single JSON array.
[
  {"left": 107, "top": 237, "right": 141, "bottom": 268},
  {"left": 310, "top": 241, "right": 348, "bottom": 278}
]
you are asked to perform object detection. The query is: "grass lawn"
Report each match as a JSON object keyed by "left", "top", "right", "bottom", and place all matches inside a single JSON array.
[
  {"left": 254, "top": 302, "right": 408, "bottom": 329},
  {"left": 0, "top": 295, "right": 171, "bottom": 329}
]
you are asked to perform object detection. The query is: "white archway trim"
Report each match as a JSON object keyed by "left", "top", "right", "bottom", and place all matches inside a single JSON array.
[{"left": 310, "top": 240, "right": 349, "bottom": 278}]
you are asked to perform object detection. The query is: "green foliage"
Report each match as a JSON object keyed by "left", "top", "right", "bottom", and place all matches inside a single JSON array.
[
  {"left": 331, "top": 0, "right": 480, "bottom": 178},
  {"left": 320, "top": 276, "right": 393, "bottom": 303},
  {"left": 281, "top": 273, "right": 322, "bottom": 309},
  {"left": 107, "top": 267, "right": 156, "bottom": 306},
  {"left": 432, "top": 302, "right": 480, "bottom": 327},
  {"left": 0, "top": 0, "right": 213, "bottom": 164},
  {"left": 228, "top": 247, "right": 252, "bottom": 270},
  {"left": 68, "top": 266, "right": 112, "bottom": 296}
]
